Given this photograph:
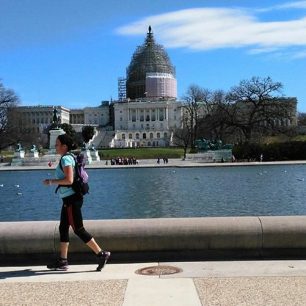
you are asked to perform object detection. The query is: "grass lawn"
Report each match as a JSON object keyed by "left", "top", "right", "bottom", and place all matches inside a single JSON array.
[
  {"left": 99, "top": 147, "right": 184, "bottom": 160},
  {"left": 262, "top": 135, "right": 306, "bottom": 144}
]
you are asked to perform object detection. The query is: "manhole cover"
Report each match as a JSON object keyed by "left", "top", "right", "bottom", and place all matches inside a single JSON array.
[{"left": 135, "top": 265, "right": 182, "bottom": 276}]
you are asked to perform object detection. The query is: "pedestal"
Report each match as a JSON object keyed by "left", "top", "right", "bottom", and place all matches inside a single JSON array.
[
  {"left": 90, "top": 150, "right": 100, "bottom": 161},
  {"left": 82, "top": 149, "right": 92, "bottom": 164},
  {"left": 49, "top": 128, "right": 65, "bottom": 154},
  {"left": 13, "top": 150, "right": 25, "bottom": 159},
  {"left": 185, "top": 149, "right": 233, "bottom": 163},
  {"left": 28, "top": 151, "right": 39, "bottom": 158},
  {"left": 11, "top": 150, "right": 25, "bottom": 166}
]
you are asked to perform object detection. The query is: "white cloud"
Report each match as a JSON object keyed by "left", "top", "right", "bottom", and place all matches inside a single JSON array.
[
  {"left": 292, "top": 49, "right": 306, "bottom": 58},
  {"left": 117, "top": 7, "right": 306, "bottom": 58},
  {"left": 277, "top": 1, "right": 306, "bottom": 9}
]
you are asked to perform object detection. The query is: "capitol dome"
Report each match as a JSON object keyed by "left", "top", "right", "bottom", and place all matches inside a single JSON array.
[{"left": 126, "top": 26, "right": 176, "bottom": 100}]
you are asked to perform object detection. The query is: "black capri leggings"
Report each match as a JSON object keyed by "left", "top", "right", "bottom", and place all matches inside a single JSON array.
[{"left": 59, "top": 193, "right": 92, "bottom": 243}]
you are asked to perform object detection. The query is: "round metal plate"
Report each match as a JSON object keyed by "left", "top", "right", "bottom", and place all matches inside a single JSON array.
[{"left": 135, "top": 265, "right": 182, "bottom": 276}]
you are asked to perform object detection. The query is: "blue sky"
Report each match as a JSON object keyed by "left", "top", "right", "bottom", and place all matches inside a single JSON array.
[{"left": 1, "top": 0, "right": 306, "bottom": 111}]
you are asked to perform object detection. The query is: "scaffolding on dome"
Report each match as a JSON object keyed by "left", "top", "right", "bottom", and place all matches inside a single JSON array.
[
  {"left": 126, "top": 26, "right": 176, "bottom": 100},
  {"left": 118, "top": 77, "right": 126, "bottom": 101}
]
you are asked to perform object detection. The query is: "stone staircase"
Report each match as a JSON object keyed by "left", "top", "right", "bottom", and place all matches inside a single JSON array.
[{"left": 91, "top": 128, "right": 115, "bottom": 148}]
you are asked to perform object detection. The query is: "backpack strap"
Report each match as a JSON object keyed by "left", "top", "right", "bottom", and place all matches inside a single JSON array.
[{"left": 55, "top": 153, "right": 76, "bottom": 193}]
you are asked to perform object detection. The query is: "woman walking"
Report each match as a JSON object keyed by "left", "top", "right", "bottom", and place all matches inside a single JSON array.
[{"left": 43, "top": 134, "right": 110, "bottom": 271}]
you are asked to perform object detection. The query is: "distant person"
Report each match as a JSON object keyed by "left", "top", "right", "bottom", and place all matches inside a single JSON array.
[
  {"left": 43, "top": 134, "right": 110, "bottom": 271},
  {"left": 260, "top": 154, "right": 263, "bottom": 162}
]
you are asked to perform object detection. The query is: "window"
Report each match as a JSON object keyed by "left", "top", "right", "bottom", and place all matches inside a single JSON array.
[
  {"left": 159, "top": 109, "right": 164, "bottom": 121},
  {"left": 136, "top": 133, "right": 140, "bottom": 139},
  {"left": 164, "top": 132, "right": 168, "bottom": 138},
  {"left": 157, "top": 133, "right": 160, "bottom": 139},
  {"left": 122, "top": 134, "right": 125, "bottom": 140},
  {"left": 143, "top": 133, "right": 147, "bottom": 139},
  {"left": 145, "top": 110, "right": 150, "bottom": 121},
  {"left": 129, "top": 133, "right": 132, "bottom": 139},
  {"left": 132, "top": 109, "right": 136, "bottom": 122},
  {"left": 150, "top": 133, "right": 153, "bottom": 139}
]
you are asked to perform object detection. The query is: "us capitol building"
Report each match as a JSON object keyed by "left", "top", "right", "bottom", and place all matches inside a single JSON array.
[{"left": 16, "top": 27, "right": 182, "bottom": 148}]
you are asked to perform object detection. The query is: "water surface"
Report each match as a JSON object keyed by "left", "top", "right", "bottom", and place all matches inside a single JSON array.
[{"left": 1, "top": 165, "right": 306, "bottom": 221}]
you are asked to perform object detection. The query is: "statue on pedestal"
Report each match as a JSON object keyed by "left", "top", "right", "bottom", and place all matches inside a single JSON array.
[
  {"left": 52, "top": 107, "right": 59, "bottom": 129},
  {"left": 13, "top": 142, "right": 25, "bottom": 160},
  {"left": 30, "top": 145, "right": 37, "bottom": 153},
  {"left": 16, "top": 143, "right": 23, "bottom": 152},
  {"left": 29, "top": 144, "right": 39, "bottom": 158},
  {"left": 82, "top": 142, "right": 88, "bottom": 150}
]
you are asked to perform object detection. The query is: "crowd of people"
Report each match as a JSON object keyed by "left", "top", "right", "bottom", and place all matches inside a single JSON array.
[
  {"left": 108, "top": 157, "right": 138, "bottom": 165},
  {"left": 157, "top": 157, "right": 169, "bottom": 164}
]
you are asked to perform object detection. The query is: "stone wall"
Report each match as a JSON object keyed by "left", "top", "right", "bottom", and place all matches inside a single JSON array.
[{"left": 1, "top": 216, "right": 306, "bottom": 265}]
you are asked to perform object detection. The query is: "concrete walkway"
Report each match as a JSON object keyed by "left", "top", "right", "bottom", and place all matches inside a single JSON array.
[{"left": 1, "top": 260, "right": 306, "bottom": 305}]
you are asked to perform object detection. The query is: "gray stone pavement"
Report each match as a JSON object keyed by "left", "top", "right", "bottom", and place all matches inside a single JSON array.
[{"left": 1, "top": 260, "right": 306, "bottom": 305}]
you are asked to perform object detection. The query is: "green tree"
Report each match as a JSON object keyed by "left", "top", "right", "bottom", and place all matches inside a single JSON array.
[
  {"left": 82, "top": 126, "right": 95, "bottom": 143},
  {"left": 61, "top": 123, "right": 76, "bottom": 139}
]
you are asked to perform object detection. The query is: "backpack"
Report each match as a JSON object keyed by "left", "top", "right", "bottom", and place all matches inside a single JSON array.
[{"left": 55, "top": 153, "right": 89, "bottom": 196}]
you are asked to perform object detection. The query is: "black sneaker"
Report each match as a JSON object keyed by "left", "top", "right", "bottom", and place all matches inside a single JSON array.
[
  {"left": 47, "top": 258, "right": 69, "bottom": 271},
  {"left": 96, "top": 251, "right": 111, "bottom": 271}
]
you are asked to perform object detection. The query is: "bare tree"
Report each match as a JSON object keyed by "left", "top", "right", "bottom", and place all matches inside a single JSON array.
[
  {"left": 171, "top": 115, "right": 192, "bottom": 159},
  {"left": 225, "top": 76, "right": 292, "bottom": 142},
  {"left": 0, "top": 81, "right": 20, "bottom": 149},
  {"left": 182, "top": 85, "right": 211, "bottom": 149},
  {"left": 297, "top": 112, "right": 306, "bottom": 126},
  {"left": 197, "top": 90, "right": 232, "bottom": 142}
]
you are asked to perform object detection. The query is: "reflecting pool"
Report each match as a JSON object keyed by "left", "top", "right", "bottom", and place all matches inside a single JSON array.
[{"left": 1, "top": 165, "right": 306, "bottom": 221}]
